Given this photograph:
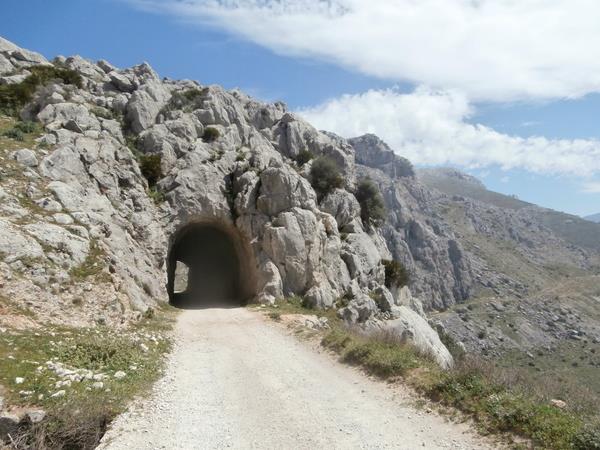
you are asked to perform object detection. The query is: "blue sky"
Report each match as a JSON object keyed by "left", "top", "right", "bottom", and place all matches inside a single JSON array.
[{"left": 2, "top": 0, "right": 600, "bottom": 216}]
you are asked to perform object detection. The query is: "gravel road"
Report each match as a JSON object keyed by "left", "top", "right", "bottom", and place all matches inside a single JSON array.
[{"left": 99, "top": 308, "right": 496, "bottom": 450}]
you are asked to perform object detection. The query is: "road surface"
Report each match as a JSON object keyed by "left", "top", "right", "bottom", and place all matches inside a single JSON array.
[{"left": 99, "top": 308, "right": 496, "bottom": 449}]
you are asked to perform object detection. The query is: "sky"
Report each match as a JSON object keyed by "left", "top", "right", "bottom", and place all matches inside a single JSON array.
[{"left": 2, "top": 0, "right": 600, "bottom": 217}]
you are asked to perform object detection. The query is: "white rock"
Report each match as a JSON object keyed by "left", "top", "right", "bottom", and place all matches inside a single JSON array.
[
  {"left": 12, "top": 148, "right": 38, "bottom": 167},
  {"left": 382, "top": 306, "right": 454, "bottom": 369},
  {"left": 53, "top": 213, "right": 74, "bottom": 225},
  {"left": 15, "top": 377, "right": 24, "bottom": 384},
  {"left": 114, "top": 371, "right": 127, "bottom": 380}
]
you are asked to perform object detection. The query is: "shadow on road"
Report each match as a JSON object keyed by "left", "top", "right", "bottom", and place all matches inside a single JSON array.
[{"left": 169, "top": 293, "right": 243, "bottom": 310}]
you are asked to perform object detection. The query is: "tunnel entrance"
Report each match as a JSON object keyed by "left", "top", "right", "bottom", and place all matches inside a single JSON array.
[{"left": 167, "top": 222, "right": 256, "bottom": 308}]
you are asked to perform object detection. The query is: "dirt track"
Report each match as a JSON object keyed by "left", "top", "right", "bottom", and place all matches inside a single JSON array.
[{"left": 99, "top": 308, "right": 496, "bottom": 449}]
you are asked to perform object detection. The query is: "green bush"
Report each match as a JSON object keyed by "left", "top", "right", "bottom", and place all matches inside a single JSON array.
[
  {"left": 296, "top": 149, "right": 314, "bottom": 167},
  {"left": 355, "top": 178, "right": 386, "bottom": 226},
  {"left": 0, "top": 65, "right": 83, "bottom": 116},
  {"left": 573, "top": 423, "right": 600, "bottom": 450},
  {"left": 309, "top": 156, "right": 343, "bottom": 199},
  {"left": 139, "top": 154, "right": 163, "bottom": 187},
  {"left": 148, "top": 186, "right": 165, "bottom": 204},
  {"left": 2, "top": 128, "right": 24, "bottom": 141},
  {"left": 91, "top": 106, "right": 114, "bottom": 120},
  {"left": 14, "top": 120, "right": 38, "bottom": 133},
  {"left": 202, "top": 126, "right": 220, "bottom": 143},
  {"left": 164, "top": 88, "right": 207, "bottom": 113},
  {"left": 382, "top": 259, "right": 409, "bottom": 288}
]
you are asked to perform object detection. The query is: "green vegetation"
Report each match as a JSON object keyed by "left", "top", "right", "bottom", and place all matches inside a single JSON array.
[
  {"left": 90, "top": 106, "right": 115, "bottom": 120},
  {"left": 148, "top": 186, "right": 165, "bottom": 204},
  {"left": 235, "top": 150, "right": 247, "bottom": 162},
  {"left": 309, "top": 156, "right": 343, "bottom": 200},
  {"left": 296, "top": 149, "right": 314, "bottom": 167},
  {"left": 354, "top": 178, "right": 386, "bottom": 226},
  {"left": 0, "top": 307, "right": 176, "bottom": 449},
  {"left": 0, "top": 65, "right": 83, "bottom": 116},
  {"left": 322, "top": 327, "right": 426, "bottom": 377},
  {"left": 382, "top": 259, "right": 409, "bottom": 289},
  {"left": 202, "top": 126, "right": 220, "bottom": 143},
  {"left": 0, "top": 116, "right": 45, "bottom": 158},
  {"left": 208, "top": 148, "right": 225, "bottom": 162},
  {"left": 164, "top": 87, "right": 207, "bottom": 113},
  {"left": 69, "top": 240, "right": 110, "bottom": 282},
  {"left": 139, "top": 154, "right": 162, "bottom": 187},
  {"left": 268, "top": 311, "right": 282, "bottom": 321}
]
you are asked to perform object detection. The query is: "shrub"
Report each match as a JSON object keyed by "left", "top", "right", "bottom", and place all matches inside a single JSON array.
[
  {"left": 14, "top": 120, "right": 37, "bottom": 133},
  {"left": 91, "top": 106, "right": 114, "bottom": 120},
  {"left": 296, "top": 149, "right": 314, "bottom": 167},
  {"left": 382, "top": 259, "right": 409, "bottom": 288},
  {"left": 310, "top": 156, "right": 343, "bottom": 199},
  {"left": 148, "top": 186, "right": 165, "bottom": 204},
  {"left": 202, "top": 126, "right": 220, "bottom": 143},
  {"left": 163, "top": 88, "right": 207, "bottom": 113},
  {"left": 139, "top": 154, "right": 163, "bottom": 187},
  {"left": 354, "top": 178, "right": 386, "bottom": 226},
  {"left": 2, "top": 128, "right": 24, "bottom": 141},
  {"left": 0, "top": 65, "right": 83, "bottom": 116},
  {"left": 573, "top": 423, "right": 600, "bottom": 450}
]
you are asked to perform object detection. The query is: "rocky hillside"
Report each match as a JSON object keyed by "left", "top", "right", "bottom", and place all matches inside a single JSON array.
[
  {"left": 0, "top": 37, "right": 463, "bottom": 368},
  {"left": 1, "top": 36, "right": 599, "bottom": 375},
  {"left": 418, "top": 167, "right": 600, "bottom": 400}
]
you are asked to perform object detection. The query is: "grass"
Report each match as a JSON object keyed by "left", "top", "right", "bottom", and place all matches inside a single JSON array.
[
  {"left": 322, "top": 328, "right": 427, "bottom": 377},
  {"left": 0, "top": 305, "right": 176, "bottom": 449},
  {"left": 0, "top": 293, "right": 37, "bottom": 318},
  {"left": 148, "top": 186, "right": 165, "bottom": 204},
  {"left": 0, "top": 116, "right": 44, "bottom": 153},
  {"left": 261, "top": 297, "right": 600, "bottom": 449},
  {"left": 69, "top": 240, "right": 111, "bottom": 282}
]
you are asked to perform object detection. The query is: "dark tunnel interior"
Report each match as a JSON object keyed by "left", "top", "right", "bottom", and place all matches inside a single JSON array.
[{"left": 167, "top": 223, "right": 251, "bottom": 309}]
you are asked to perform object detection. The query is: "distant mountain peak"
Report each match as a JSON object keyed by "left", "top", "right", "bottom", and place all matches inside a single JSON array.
[{"left": 585, "top": 213, "right": 600, "bottom": 223}]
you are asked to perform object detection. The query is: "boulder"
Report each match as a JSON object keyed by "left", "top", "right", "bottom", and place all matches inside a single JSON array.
[
  {"left": 383, "top": 306, "right": 453, "bottom": 369},
  {"left": 23, "top": 223, "right": 90, "bottom": 266},
  {"left": 0, "top": 219, "right": 45, "bottom": 262},
  {"left": 320, "top": 189, "right": 361, "bottom": 230},
  {"left": 11, "top": 149, "right": 38, "bottom": 167},
  {"left": 126, "top": 81, "right": 171, "bottom": 133}
]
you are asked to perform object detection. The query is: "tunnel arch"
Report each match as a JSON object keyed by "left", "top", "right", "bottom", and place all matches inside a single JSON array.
[{"left": 166, "top": 220, "right": 257, "bottom": 308}]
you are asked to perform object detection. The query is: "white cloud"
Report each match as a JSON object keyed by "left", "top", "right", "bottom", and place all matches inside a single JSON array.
[
  {"left": 582, "top": 181, "right": 600, "bottom": 193},
  {"left": 125, "top": 0, "right": 600, "bottom": 101},
  {"left": 298, "top": 87, "right": 600, "bottom": 177}
]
